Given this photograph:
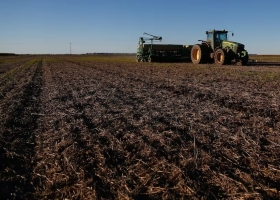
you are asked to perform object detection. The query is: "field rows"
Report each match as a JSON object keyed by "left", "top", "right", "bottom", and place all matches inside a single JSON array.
[{"left": 0, "top": 56, "right": 280, "bottom": 199}]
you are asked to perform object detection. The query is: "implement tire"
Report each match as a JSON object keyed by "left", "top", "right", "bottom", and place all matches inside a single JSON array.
[
  {"left": 214, "top": 49, "right": 227, "bottom": 65},
  {"left": 191, "top": 45, "right": 208, "bottom": 64}
]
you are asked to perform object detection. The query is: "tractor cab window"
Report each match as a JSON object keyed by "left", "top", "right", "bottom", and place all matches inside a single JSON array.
[
  {"left": 207, "top": 33, "right": 213, "bottom": 41},
  {"left": 215, "top": 32, "right": 227, "bottom": 41}
]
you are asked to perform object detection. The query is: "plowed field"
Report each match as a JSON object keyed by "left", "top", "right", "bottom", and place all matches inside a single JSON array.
[{"left": 1, "top": 55, "right": 280, "bottom": 199}]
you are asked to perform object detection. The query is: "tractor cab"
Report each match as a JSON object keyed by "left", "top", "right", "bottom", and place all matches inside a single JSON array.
[{"left": 206, "top": 30, "right": 229, "bottom": 50}]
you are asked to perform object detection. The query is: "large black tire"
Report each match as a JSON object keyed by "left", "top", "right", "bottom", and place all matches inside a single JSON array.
[
  {"left": 191, "top": 44, "right": 208, "bottom": 64},
  {"left": 241, "top": 55, "right": 248, "bottom": 66},
  {"left": 214, "top": 49, "right": 227, "bottom": 65}
]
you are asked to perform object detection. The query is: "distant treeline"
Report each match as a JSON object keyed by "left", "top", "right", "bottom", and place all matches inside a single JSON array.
[
  {"left": 250, "top": 54, "right": 280, "bottom": 57},
  {"left": 17, "top": 53, "right": 136, "bottom": 55},
  {"left": 0, "top": 53, "right": 16, "bottom": 56},
  {"left": 86, "top": 53, "right": 135, "bottom": 55}
]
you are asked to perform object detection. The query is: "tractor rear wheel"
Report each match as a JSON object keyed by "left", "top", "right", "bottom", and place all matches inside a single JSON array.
[
  {"left": 191, "top": 45, "right": 208, "bottom": 64},
  {"left": 214, "top": 49, "right": 227, "bottom": 65}
]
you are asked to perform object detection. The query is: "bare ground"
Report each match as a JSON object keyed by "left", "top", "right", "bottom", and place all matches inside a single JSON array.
[{"left": 0, "top": 55, "right": 280, "bottom": 199}]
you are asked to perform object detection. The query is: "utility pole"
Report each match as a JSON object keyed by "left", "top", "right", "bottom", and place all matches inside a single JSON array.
[{"left": 70, "top": 43, "right": 71, "bottom": 55}]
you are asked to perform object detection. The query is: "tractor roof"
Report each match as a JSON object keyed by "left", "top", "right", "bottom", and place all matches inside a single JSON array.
[{"left": 206, "top": 29, "right": 228, "bottom": 34}]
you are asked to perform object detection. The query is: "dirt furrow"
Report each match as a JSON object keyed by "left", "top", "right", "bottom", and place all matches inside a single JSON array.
[
  {"left": 0, "top": 57, "right": 34, "bottom": 75},
  {"left": 2, "top": 56, "right": 278, "bottom": 199},
  {"left": 32, "top": 60, "right": 98, "bottom": 199},
  {"left": 55, "top": 59, "right": 280, "bottom": 198},
  {"left": 0, "top": 58, "right": 43, "bottom": 199},
  {"left": 50, "top": 61, "right": 248, "bottom": 197},
  {"left": 62, "top": 59, "right": 280, "bottom": 124}
]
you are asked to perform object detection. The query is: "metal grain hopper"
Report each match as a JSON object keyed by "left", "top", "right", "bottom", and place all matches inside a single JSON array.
[{"left": 136, "top": 33, "right": 192, "bottom": 62}]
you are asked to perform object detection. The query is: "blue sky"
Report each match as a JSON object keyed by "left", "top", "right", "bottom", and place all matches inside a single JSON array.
[{"left": 0, "top": 0, "right": 279, "bottom": 54}]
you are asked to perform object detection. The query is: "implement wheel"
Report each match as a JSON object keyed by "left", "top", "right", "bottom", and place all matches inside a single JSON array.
[
  {"left": 191, "top": 45, "right": 208, "bottom": 64},
  {"left": 214, "top": 49, "right": 227, "bottom": 65}
]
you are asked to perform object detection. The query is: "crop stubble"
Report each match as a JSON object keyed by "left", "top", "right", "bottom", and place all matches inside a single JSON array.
[{"left": 0, "top": 56, "right": 280, "bottom": 199}]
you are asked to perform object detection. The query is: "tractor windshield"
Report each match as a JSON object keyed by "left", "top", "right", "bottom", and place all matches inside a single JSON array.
[{"left": 215, "top": 32, "right": 227, "bottom": 41}]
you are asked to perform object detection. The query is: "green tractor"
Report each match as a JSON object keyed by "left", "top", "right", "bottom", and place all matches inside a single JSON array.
[{"left": 191, "top": 30, "right": 249, "bottom": 65}]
